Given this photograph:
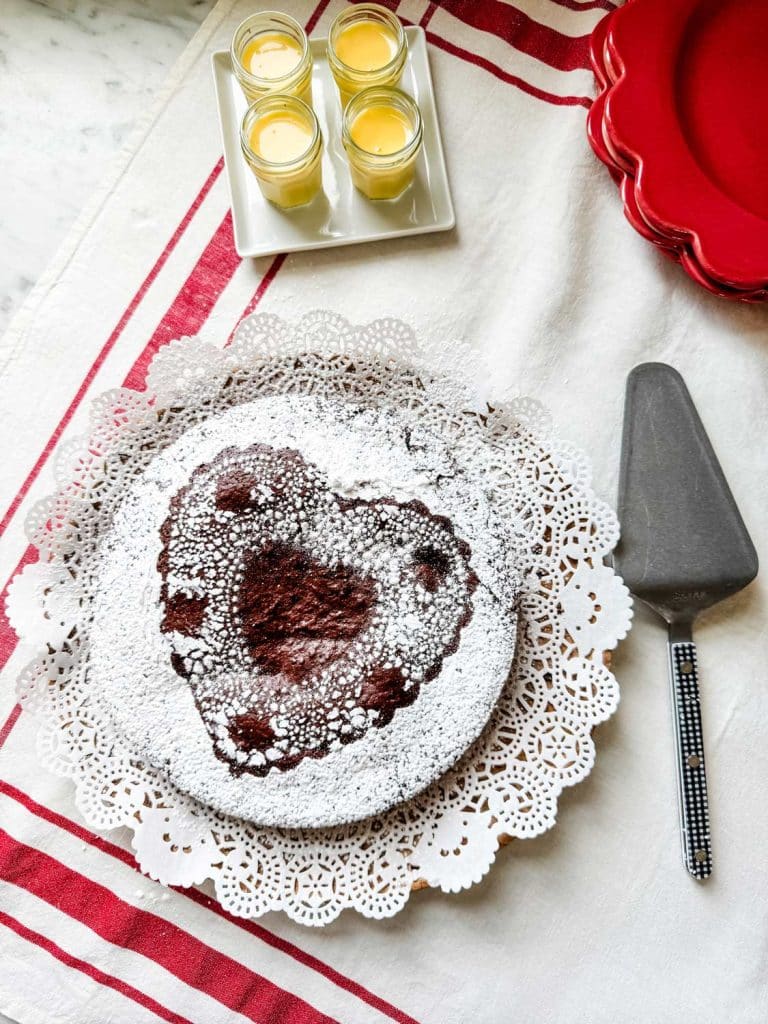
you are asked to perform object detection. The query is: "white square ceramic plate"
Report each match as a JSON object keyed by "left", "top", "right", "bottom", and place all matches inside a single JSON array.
[{"left": 211, "top": 26, "right": 455, "bottom": 258}]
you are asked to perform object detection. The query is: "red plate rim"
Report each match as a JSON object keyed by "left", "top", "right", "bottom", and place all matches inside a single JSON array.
[
  {"left": 588, "top": 8, "right": 614, "bottom": 92},
  {"left": 587, "top": 16, "right": 765, "bottom": 300},
  {"left": 604, "top": 0, "right": 768, "bottom": 289}
]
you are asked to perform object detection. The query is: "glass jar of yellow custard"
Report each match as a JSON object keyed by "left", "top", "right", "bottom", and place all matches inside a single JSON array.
[
  {"left": 231, "top": 11, "right": 313, "bottom": 106},
  {"left": 342, "top": 87, "right": 423, "bottom": 200},
  {"left": 327, "top": 4, "right": 407, "bottom": 106},
  {"left": 241, "top": 95, "right": 323, "bottom": 209}
]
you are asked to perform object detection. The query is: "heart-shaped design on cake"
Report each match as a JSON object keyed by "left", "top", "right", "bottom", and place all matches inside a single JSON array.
[{"left": 158, "top": 444, "right": 478, "bottom": 776}]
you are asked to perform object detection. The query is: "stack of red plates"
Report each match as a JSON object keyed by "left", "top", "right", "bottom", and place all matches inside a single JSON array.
[{"left": 588, "top": 0, "right": 768, "bottom": 302}]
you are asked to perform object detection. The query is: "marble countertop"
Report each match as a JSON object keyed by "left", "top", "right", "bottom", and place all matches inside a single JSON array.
[{"left": 0, "top": 0, "right": 216, "bottom": 340}]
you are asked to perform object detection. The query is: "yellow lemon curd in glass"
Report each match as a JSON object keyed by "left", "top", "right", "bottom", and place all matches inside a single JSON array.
[
  {"left": 343, "top": 88, "right": 422, "bottom": 200},
  {"left": 251, "top": 110, "right": 313, "bottom": 163},
  {"left": 335, "top": 21, "right": 398, "bottom": 72},
  {"left": 328, "top": 5, "right": 407, "bottom": 106},
  {"left": 241, "top": 97, "right": 322, "bottom": 209},
  {"left": 231, "top": 13, "right": 313, "bottom": 105},
  {"left": 350, "top": 104, "right": 411, "bottom": 155},
  {"left": 242, "top": 32, "right": 303, "bottom": 79}
]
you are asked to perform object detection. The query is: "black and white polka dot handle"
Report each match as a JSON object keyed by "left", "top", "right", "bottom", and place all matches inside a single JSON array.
[{"left": 668, "top": 639, "right": 712, "bottom": 880}]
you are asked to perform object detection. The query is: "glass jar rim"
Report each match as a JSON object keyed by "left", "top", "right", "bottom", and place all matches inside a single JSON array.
[
  {"left": 342, "top": 87, "right": 423, "bottom": 165},
  {"left": 240, "top": 95, "right": 322, "bottom": 172},
  {"left": 327, "top": 3, "right": 406, "bottom": 77},
  {"left": 231, "top": 11, "right": 310, "bottom": 87}
]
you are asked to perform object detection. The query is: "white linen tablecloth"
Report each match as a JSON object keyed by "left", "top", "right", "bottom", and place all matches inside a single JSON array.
[{"left": 0, "top": 2, "right": 766, "bottom": 1022}]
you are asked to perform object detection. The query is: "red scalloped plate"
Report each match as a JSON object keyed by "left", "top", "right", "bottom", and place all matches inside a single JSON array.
[
  {"left": 588, "top": 8, "right": 612, "bottom": 93},
  {"left": 605, "top": 0, "right": 768, "bottom": 290},
  {"left": 587, "top": 8, "right": 767, "bottom": 300},
  {"left": 589, "top": 96, "right": 678, "bottom": 259}
]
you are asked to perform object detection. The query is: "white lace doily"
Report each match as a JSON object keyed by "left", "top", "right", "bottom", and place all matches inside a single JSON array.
[{"left": 7, "top": 312, "right": 632, "bottom": 926}]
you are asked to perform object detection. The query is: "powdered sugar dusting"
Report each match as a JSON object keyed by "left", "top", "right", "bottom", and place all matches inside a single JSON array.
[{"left": 90, "top": 394, "right": 519, "bottom": 828}]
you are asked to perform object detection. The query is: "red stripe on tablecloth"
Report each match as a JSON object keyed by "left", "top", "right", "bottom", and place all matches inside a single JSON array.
[
  {"left": 0, "top": 782, "right": 142, "bottom": 870},
  {"left": 0, "top": 830, "right": 338, "bottom": 1024},
  {"left": 549, "top": 0, "right": 616, "bottom": 12},
  {"left": 352, "top": 0, "right": 400, "bottom": 11},
  {"left": 0, "top": 158, "right": 224, "bottom": 543},
  {"left": 228, "top": 253, "right": 287, "bottom": 341},
  {"left": 0, "top": 548, "right": 38, "bottom": 666},
  {"left": 436, "top": 0, "right": 591, "bottom": 71},
  {"left": 0, "top": 706, "right": 21, "bottom": 749},
  {"left": 188, "top": 892, "right": 421, "bottom": 1024},
  {"left": 0, "top": 908, "right": 195, "bottom": 1024},
  {"left": 305, "top": 0, "right": 332, "bottom": 33},
  {"left": 123, "top": 212, "right": 240, "bottom": 390},
  {"left": 0, "top": 781, "right": 422, "bottom": 1024},
  {"left": 423, "top": 25, "right": 591, "bottom": 107},
  {"left": 420, "top": 3, "right": 438, "bottom": 29}
]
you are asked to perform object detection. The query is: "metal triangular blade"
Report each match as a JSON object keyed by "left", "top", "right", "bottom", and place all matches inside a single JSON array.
[{"left": 614, "top": 362, "right": 757, "bottom": 623}]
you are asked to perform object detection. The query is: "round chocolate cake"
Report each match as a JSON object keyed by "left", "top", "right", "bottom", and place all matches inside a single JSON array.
[{"left": 91, "top": 395, "right": 519, "bottom": 827}]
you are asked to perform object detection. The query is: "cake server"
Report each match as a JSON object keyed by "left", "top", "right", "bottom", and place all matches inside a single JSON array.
[{"left": 614, "top": 363, "right": 758, "bottom": 881}]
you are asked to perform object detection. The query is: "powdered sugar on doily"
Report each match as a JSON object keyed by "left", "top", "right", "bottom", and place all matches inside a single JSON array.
[
  {"left": 89, "top": 394, "right": 518, "bottom": 828},
  {"left": 7, "top": 311, "right": 632, "bottom": 926}
]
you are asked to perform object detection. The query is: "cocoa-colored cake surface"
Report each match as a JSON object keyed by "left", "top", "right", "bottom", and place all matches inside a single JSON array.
[{"left": 157, "top": 443, "right": 478, "bottom": 778}]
